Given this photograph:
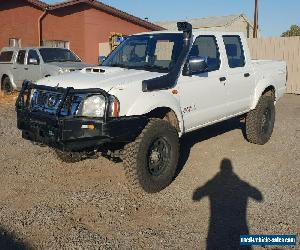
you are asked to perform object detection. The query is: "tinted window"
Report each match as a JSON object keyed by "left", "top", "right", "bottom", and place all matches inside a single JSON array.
[
  {"left": 189, "top": 36, "right": 220, "bottom": 72},
  {"left": 223, "top": 36, "right": 245, "bottom": 68},
  {"left": 0, "top": 51, "right": 14, "bottom": 62},
  {"left": 39, "top": 48, "right": 80, "bottom": 63},
  {"left": 17, "top": 50, "right": 26, "bottom": 64},
  {"left": 27, "top": 50, "right": 40, "bottom": 64}
]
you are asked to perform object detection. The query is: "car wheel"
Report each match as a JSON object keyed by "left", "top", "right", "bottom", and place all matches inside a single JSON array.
[
  {"left": 2, "top": 76, "right": 13, "bottom": 94},
  {"left": 245, "top": 94, "right": 275, "bottom": 145},
  {"left": 123, "top": 118, "right": 179, "bottom": 193}
]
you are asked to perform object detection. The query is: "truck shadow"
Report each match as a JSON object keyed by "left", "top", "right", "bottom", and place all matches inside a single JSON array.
[
  {"left": 192, "top": 159, "right": 263, "bottom": 249},
  {"left": 176, "top": 117, "right": 246, "bottom": 177},
  {"left": 0, "top": 226, "right": 33, "bottom": 250}
]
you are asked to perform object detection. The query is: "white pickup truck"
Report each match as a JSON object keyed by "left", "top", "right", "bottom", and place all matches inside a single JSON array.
[
  {"left": 0, "top": 47, "right": 91, "bottom": 93},
  {"left": 16, "top": 22, "right": 287, "bottom": 193}
]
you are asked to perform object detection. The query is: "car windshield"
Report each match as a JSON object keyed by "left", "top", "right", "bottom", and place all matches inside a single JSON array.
[
  {"left": 39, "top": 48, "right": 81, "bottom": 63},
  {"left": 102, "top": 33, "right": 184, "bottom": 73}
]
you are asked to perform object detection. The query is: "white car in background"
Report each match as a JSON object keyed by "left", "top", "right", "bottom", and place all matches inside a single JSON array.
[{"left": 0, "top": 47, "right": 92, "bottom": 93}]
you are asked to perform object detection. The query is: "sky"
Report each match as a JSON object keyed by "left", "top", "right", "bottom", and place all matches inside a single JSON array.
[{"left": 44, "top": 0, "right": 300, "bottom": 37}]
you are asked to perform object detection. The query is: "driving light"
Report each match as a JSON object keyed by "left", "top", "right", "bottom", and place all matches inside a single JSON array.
[{"left": 78, "top": 95, "right": 106, "bottom": 117}]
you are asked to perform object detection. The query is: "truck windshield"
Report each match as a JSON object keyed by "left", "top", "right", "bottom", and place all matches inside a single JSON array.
[
  {"left": 39, "top": 48, "right": 81, "bottom": 63},
  {"left": 102, "top": 33, "right": 184, "bottom": 73}
]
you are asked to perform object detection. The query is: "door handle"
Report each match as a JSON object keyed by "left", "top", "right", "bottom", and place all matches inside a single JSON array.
[
  {"left": 219, "top": 77, "right": 226, "bottom": 82},
  {"left": 24, "top": 67, "right": 28, "bottom": 70},
  {"left": 244, "top": 73, "right": 250, "bottom": 77}
]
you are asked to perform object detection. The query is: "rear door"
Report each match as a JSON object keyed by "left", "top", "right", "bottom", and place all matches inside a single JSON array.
[
  {"left": 222, "top": 35, "right": 254, "bottom": 114},
  {"left": 26, "top": 49, "right": 42, "bottom": 82},
  {"left": 13, "top": 50, "right": 27, "bottom": 87}
]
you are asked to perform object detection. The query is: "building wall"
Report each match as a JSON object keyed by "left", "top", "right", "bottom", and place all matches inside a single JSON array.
[
  {"left": 0, "top": 0, "right": 43, "bottom": 49},
  {"left": 0, "top": 1, "right": 155, "bottom": 64},
  {"left": 42, "top": 4, "right": 87, "bottom": 62},
  {"left": 194, "top": 18, "right": 256, "bottom": 38},
  {"left": 83, "top": 7, "right": 152, "bottom": 64}
]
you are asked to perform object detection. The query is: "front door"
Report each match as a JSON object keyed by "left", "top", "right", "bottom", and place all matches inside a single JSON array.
[
  {"left": 26, "top": 49, "right": 42, "bottom": 82},
  {"left": 14, "top": 50, "right": 27, "bottom": 88},
  {"left": 179, "top": 35, "right": 229, "bottom": 132}
]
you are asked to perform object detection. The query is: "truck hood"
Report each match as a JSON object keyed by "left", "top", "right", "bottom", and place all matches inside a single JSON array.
[
  {"left": 37, "top": 66, "right": 165, "bottom": 92},
  {"left": 47, "top": 61, "right": 94, "bottom": 70}
]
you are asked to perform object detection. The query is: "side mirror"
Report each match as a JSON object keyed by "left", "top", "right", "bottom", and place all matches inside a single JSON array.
[
  {"left": 29, "top": 58, "right": 39, "bottom": 65},
  {"left": 98, "top": 56, "right": 106, "bottom": 65},
  {"left": 183, "top": 56, "right": 208, "bottom": 76}
]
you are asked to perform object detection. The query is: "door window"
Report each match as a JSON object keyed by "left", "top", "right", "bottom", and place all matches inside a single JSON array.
[
  {"left": 189, "top": 36, "right": 220, "bottom": 72},
  {"left": 27, "top": 50, "right": 40, "bottom": 65},
  {"left": 16, "top": 50, "right": 26, "bottom": 64},
  {"left": 0, "top": 51, "right": 14, "bottom": 62},
  {"left": 223, "top": 36, "right": 245, "bottom": 68}
]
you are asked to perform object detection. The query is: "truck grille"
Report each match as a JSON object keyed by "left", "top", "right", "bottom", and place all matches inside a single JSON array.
[{"left": 31, "top": 90, "right": 84, "bottom": 116}]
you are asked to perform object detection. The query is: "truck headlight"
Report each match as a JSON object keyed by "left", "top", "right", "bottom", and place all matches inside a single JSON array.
[{"left": 78, "top": 95, "right": 106, "bottom": 117}]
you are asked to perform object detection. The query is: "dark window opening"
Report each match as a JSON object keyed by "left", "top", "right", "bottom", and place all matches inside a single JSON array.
[
  {"left": 223, "top": 36, "right": 245, "bottom": 68},
  {"left": 0, "top": 51, "right": 14, "bottom": 62},
  {"left": 27, "top": 50, "right": 40, "bottom": 65},
  {"left": 189, "top": 36, "right": 221, "bottom": 72},
  {"left": 16, "top": 50, "right": 26, "bottom": 65}
]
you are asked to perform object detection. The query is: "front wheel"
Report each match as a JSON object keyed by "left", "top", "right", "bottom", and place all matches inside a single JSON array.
[
  {"left": 123, "top": 118, "right": 179, "bottom": 193},
  {"left": 245, "top": 94, "right": 275, "bottom": 145}
]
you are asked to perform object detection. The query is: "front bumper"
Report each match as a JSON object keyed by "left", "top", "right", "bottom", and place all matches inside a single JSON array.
[{"left": 16, "top": 82, "right": 148, "bottom": 152}]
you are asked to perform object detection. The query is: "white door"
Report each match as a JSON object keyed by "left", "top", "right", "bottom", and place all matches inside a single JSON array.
[
  {"left": 179, "top": 35, "right": 230, "bottom": 131},
  {"left": 222, "top": 35, "right": 254, "bottom": 114},
  {"left": 14, "top": 50, "right": 28, "bottom": 87},
  {"left": 26, "top": 49, "right": 42, "bottom": 82}
]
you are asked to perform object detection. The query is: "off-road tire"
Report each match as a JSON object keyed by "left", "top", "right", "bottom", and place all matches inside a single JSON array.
[
  {"left": 123, "top": 118, "right": 179, "bottom": 193},
  {"left": 1, "top": 76, "right": 13, "bottom": 94},
  {"left": 55, "top": 150, "right": 83, "bottom": 163},
  {"left": 245, "top": 94, "right": 275, "bottom": 145}
]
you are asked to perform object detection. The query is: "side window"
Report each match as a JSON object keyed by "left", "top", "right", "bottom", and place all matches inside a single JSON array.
[
  {"left": 223, "top": 36, "right": 245, "bottom": 68},
  {"left": 27, "top": 50, "right": 40, "bottom": 65},
  {"left": 189, "top": 36, "right": 220, "bottom": 72},
  {"left": 0, "top": 51, "right": 14, "bottom": 62},
  {"left": 16, "top": 50, "right": 26, "bottom": 65}
]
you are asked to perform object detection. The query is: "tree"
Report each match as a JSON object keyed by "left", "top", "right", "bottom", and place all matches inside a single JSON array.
[{"left": 281, "top": 25, "right": 300, "bottom": 37}]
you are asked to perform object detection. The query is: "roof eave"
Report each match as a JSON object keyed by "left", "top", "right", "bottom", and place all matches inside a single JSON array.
[{"left": 47, "top": 0, "right": 164, "bottom": 31}]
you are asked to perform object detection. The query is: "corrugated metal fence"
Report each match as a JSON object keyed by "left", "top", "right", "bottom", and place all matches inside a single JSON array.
[{"left": 248, "top": 37, "right": 300, "bottom": 94}]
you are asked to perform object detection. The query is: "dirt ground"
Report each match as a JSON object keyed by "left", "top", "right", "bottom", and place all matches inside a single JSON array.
[{"left": 0, "top": 94, "right": 299, "bottom": 250}]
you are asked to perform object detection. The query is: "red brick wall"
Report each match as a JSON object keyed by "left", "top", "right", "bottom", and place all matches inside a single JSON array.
[
  {"left": 0, "top": 1, "right": 155, "bottom": 64},
  {"left": 42, "top": 4, "right": 87, "bottom": 62},
  {"left": 0, "top": 0, "right": 42, "bottom": 49},
  {"left": 83, "top": 7, "right": 153, "bottom": 64}
]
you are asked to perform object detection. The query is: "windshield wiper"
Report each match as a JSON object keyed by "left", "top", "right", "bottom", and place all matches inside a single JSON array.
[
  {"left": 141, "top": 65, "right": 169, "bottom": 72},
  {"left": 109, "top": 63, "right": 130, "bottom": 68}
]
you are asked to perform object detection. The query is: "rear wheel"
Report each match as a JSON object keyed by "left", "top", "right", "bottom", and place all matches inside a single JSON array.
[
  {"left": 245, "top": 94, "right": 275, "bottom": 145},
  {"left": 123, "top": 118, "right": 179, "bottom": 193},
  {"left": 1, "top": 76, "right": 13, "bottom": 94}
]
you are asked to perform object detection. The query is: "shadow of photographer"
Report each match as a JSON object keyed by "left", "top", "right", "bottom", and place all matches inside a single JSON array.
[{"left": 193, "top": 158, "right": 263, "bottom": 250}]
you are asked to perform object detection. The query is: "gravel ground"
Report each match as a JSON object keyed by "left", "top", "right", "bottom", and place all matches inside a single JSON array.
[{"left": 0, "top": 94, "right": 299, "bottom": 250}]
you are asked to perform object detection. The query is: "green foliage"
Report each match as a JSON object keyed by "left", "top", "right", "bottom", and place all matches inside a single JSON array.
[{"left": 281, "top": 25, "right": 300, "bottom": 37}]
